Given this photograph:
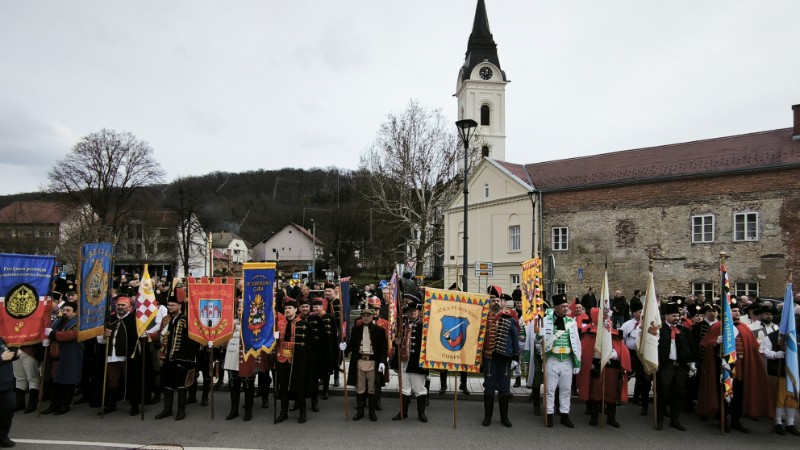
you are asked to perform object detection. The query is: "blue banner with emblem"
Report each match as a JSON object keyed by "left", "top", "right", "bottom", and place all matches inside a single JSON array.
[
  {"left": 78, "top": 243, "right": 114, "bottom": 341},
  {"left": 242, "top": 262, "right": 277, "bottom": 361},
  {"left": 0, "top": 253, "right": 56, "bottom": 346}
]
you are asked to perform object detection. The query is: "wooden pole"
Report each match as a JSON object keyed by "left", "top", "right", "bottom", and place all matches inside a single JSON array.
[
  {"left": 36, "top": 347, "right": 49, "bottom": 417},
  {"left": 652, "top": 377, "right": 657, "bottom": 429},
  {"left": 720, "top": 251, "right": 726, "bottom": 435},
  {"left": 209, "top": 345, "right": 215, "bottom": 419},
  {"left": 397, "top": 300, "right": 405, "bottom": 420},
  {"left": 100, "top": 337, "right": 110, "bottom": 419},
  {"left": 600, "top": 366, "right": 605, "bottom": 429},
  {"left": 140, "top": 337, "right": 146, "bottom": 420},
  {"left": 337, "top": 286, "right": 349, "bottom": 420},
  {"left": 541, "top": 328, "right": 548, "bottom": 426},
  {"left": 453, "top": 372, "right": 458, "bottom": 429}
]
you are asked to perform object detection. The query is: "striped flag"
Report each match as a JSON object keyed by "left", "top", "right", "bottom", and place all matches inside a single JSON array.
[
  {"left": 134, "top": 264, "right": 158, "bottom": 337},
  {"left": 594, "top": 265, "right": 613, "bottom": 368},
  {"left": 387, "top": 271, "right": 399, "bottom": 350},
  {"left": 779, "top": 281, "right": 799, "bottom": 400},
  {"left": 720, "top": 264, "right": 737, "bottom": 403},
  {"left": 638, "top": 268, "right": 661, "bottom": 375}
]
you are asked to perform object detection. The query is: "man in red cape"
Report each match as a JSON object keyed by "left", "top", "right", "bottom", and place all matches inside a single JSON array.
[
  {"left": 577, "top": 308, "right": 631, "bottom": 428},
  {"left": 697, "top": 298, "right": 773, "bottom": 432}
]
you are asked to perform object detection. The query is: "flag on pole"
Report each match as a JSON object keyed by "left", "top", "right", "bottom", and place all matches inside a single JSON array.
[
  {"left": 134, "top": 264, "right": 158, "bottom": 337},
  {"left": 387, "top": 271, "right": 399, "bottom": 350},
  {"left": 594, "top": 265, "right": 613, "bottom": 368},
  {"left": 719, "top": 264, "right": 737, "bottom": 403},
  {"left": 779, "top": 281, "right": 799, "bottom": 400},
  {"left": 338, "top": 276, "right": 351, "bottom": 342},
  {"left": 0, "top": 254, "right": 56, "bottom": 346},
  {"left": 520, "top": 257, "right": 544, "bottom": 325},
  {"left": 638, "top": 269, "right": 661, "bottom": 375},
  {"left": 77, "top": 243, "right": 114, "bottom": 341}
]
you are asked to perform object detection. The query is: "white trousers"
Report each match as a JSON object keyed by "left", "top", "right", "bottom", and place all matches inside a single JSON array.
[
  {"left": 400, "top": 362, "right": 428, "bottom": 396},
  {"left": 13, "top": 350, "right": 40, "bottom": 390},
  {"left": 545, "top": 357, "right": 573, "bottom": 414}
]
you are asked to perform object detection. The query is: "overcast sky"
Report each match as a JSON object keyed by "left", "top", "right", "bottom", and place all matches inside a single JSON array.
[{"left": 2, "top": 0, "right": 799, "bottom": 196}]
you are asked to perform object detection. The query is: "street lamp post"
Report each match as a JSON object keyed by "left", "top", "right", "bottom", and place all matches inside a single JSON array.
[{"left": 455, "top": 119, "right": 478, "bottom": 293}]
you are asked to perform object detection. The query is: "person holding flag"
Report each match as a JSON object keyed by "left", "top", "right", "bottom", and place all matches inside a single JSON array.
[
  {"left": 154, "top": 294, "right": 198, "bottom": 421},
  {"left": 759, "top": 280, "right": 800, "bottom": 436},
  {"left": 481, "top": 286, "right": 519, "bottom": 428},
  {"left": 96, "top": 296, "right": 142, "bottom": 415},
  {"left": 538, "top": 293, "right": 581, "bottom": 428},
  {"left": 652, "top": 301, "right": 695, "bottom": 431}
]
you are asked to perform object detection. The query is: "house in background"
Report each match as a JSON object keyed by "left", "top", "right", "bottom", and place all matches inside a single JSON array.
[
  {"left": 211, "top": 231, "right": 250, "bottom": 275},
  {"left": 251, "top": 222, "right": 323, "bottom": 273},
  {"left": 0, "top": 201, "right": 73, "bottom": 255}
]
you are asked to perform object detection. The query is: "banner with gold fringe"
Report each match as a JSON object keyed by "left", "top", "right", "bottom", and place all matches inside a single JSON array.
[
  {"left": 520, "top": 257, "right": 544, "bottom": 325},
  {"left": 241, "top": 262, "right": 277, "bottom": 360},
  {"left": 187, "top": 276, "right": 236, "bottom": 347},
  {"left": 419, "top": 287, "right": 490, "bottom": 373}
]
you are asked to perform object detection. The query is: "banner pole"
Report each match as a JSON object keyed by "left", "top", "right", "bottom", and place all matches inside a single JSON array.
[
  {"left": 720, "top": 252, "right": 726, "bottom": 435},
  {"left": 453, "top": 372, "right": 458, "bottom": 429},
  {"left": 100, "top": 338, "right": 110, "bottom": 419},
  {"left": 140, "top": 337, "right": 146, "bottom": 420},
  {"left": 541, "top": 330, "right": 548, "bottom": 426},
  {"left": 652, "top": 377, "right": 657, "bottom": 429},
  {"left": 600, "top": 366, "right": 605, "bottom": 429},
  {"left": 209, "top": 345, "right": 215, "bottom": 419}
]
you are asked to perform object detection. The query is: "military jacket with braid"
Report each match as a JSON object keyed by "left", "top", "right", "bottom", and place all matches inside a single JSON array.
[{"left": 163, "top": 313, "right": 199, "bottom": 363}]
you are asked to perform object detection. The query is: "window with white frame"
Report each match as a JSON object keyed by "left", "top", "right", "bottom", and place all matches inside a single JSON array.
[
  {"left": 733, "top": 212, "right": 758, "bottom": 241},
  {"left": 555, "top": 282, "right": 567, "bottom": 295},
  {"left": 510, "top": 274, "right": 520, "bottom": 285},
  {"left": 691, "top": 214, "right": 714, "bottom": 243},
  {"left": 692, "top": 282, "right": 713, "bottom": 299},
  {"left": 735, "top": 281, "right": 759, "bottom": 298},
  {"left": 508, "top": 225, "right": 521, "bottom": 251},
  {"left": 484, "top": 183, "right": 490, "bottom": 198},
  {"left": 552, "top": 227, "right": 568, "bottom": 251}
]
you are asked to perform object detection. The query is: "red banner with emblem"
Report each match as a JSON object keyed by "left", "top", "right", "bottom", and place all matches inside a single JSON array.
[{"left": 187, "top": 277, "right": 236, "bottom": 347}]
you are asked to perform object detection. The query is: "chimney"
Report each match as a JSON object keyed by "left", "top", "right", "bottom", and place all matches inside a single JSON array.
[{"left": 794, "top": 104, "right": 800, "bottom": 141}]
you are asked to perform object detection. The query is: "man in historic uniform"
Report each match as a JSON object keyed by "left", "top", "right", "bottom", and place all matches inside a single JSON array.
[
  {"left": 391, "top": 301, "right": 428, "bottom": 422},
  {"left": 275, "top": 299, "right": 314, "bottom": 424},
  {"left": 154, "top": 295, "right": 199, "bottom": 421},
  {"left": 97, "top": 296, "right": 141, "bottom": 415},
  {"left": 698, "top": 298, "right": 773, "bottom": 432},
  {"left": 41, "top": 301, "right": 82, "bottom": 415},
  {"left": 538, "top": 294, "right": 581, "bottom": 428},
  {"left": 687, "top": 303, "right": 718, "bottom": 414},
  {"left": 481, "top": 286, "right": 519, "bottom": 428},
  {"left": 650, "top": 301, "right": 695, "bottom": 431},
  {"left": 620, "top": 300, "right": 648, "bottom": 414},
  {"left": 312, "top": 298, "right": 338, "bottom": 400},
  {"left": 577, "top": 307, "right": 631, "bottom": 427},
  {"left": 323, "top": 282, "right": 344, "bottom": 387},
  {"left": 297, "top": 298, "right": 321, "bottom": 413},
  {"left": 760, "top": 325, "right": 800, "bottom": 435},
  {"left": 341, "top": 308, "right": 387, "bottom": 422},
  {"left": 359, "top": 296, "right": 390, "bottom": 411},
  {"left": 750, "top": 303, "right": 779, "bottom": 345}
]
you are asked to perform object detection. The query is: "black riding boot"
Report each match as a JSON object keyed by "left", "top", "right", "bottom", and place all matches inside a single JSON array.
[
  {"left": 531, "top": 387, "right": 541, "bottom": 416},
  {"left": 56, "top": 384, "right": 74, "bottom": 415},
  {"left": 186, "top": 375, "right": 198, "bottom": 405},
  {"left": 482, "top": 392, "right": 494, "bottom": 426},
  {"left": 24, "top": 389, "right": 38, "bottom": 414},
  {"left": 225, "top": 378, "right": 241, "bottom": 420},
  {"left": 424, "top": 379, "right": 430, "bottom": 405},
  {"left": 201, "top": 378, "right": 210, "bottom": 406},
  {"left": 439, "top": 371, "right": 448, "bottom": 395},
  {"left": 499, "top": 394, "right": 512, "bottom": 427},
  {"left": 14, "top": 390, "right": 26, "bottom": 412},
  {"left": 417, "top": 395, "right": 428, "bottom": 423},
  {"left": 175, "top": 388, "right": 187, "bottom": 421},
  {"left": 588, "top": 400, "right": 598, "bottom": 426},
  {"left": 298, "top": 395, "right": 307, "bottom": 423},
  {"left": 155, "top": 388, "right": 174, "bottom": 419},
  {"left": 321, "top": 376, "right": 329, "bottom": 400},
  {"left": 392, "top": 394, "right": 411, "bottom": 420},
  {"left": 243, "top": 381, "right": 254, "bottom": 421},
  {"left": 311, "top": 390, "right": 319, "bottom": 412},
  {"left": 275, "top": 392, "right": 289, "bottom": 423},
  {"left": 41, "top": 385, "right": 61, "bottom": 415},
  {"left": 353, "top": 393, "right": 365, "bottom": 421},
  {"left": 368, "top": 394, "right": 378, "bottom": 421},
  {"left": 606, "top": 402, "right": 620, "bottom": 428},
  {"left": 459, "top": 372, "right": 470, "bottom": 395}
]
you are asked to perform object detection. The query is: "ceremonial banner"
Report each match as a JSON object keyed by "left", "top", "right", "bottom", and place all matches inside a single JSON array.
[
  {"left": 419, "top": 287, "right": 490, "bottom": 373},
  {"left": 77, "top": 243, "right": 114, "bottom": 341},
  {"left": 0, "top": 253, "right": 56, "bottom": 346},
  {"left": 241, "top": 263, "right": 276, "bottom": 360},
  {"left": 338, "top": 277, "right": 351, "bottom": 342},
  {"left": 134, "top": 264, "right": 158, "bottom": 337},
  {"left": 387, "top": 271, "right": 398, "bottom": 351},
  {"left": 520, "top": 257, "right": 544, "bottom": 325},
  {"left": 187, "top": 276, "right": 235, "bottom": 348},
  {"left": 594, "top": 266, "right": 613, "bottom": 369},
  {"left": 779, "top": 281, "right": 798, "bottom": 400},
  {"left": 720, "top": 264, "right": 737, "bottom": 403},
  {"left": 638, "top": 269, "right": 661, "bottom": 375}
]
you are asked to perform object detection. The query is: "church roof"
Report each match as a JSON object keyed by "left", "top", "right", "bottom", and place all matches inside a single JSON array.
[
  {"left": 462, "top": 0, "right": 506, "bottom": 81},
  {"left": 495, "top": 128, "right": 800, "bottom": 192}
]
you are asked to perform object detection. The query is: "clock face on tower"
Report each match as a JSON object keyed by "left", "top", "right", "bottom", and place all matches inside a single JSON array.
[{"left": 479, "top": 67, "right": 493, "bottom": 80}]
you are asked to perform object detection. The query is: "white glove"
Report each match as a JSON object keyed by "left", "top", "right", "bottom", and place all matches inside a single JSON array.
[
  {"left": 338, "top": 342, "right": 347, "bottom": 351},
  {"left": 510, "top": 361, "right": 519, "bottom": 372},
  {"left": 610, "top": 349, "right": 618, "bottom": 360},
  {"left": 44, "top": 327, "right": 53, "bottom": 336},
  {"left": 208, "top": 341, "right": 214, "bottom": 348},
  {"left": 775, "top": 351, "right": 785, "bottom": 359},
  {"left": 274, "top": 331, "right": 280, "bottom": 339},
  {"left": 96, "top": 336, "right": 106, "bottom": 344},
  {"left": 378, "top": 363, "right": 385, "bottom": 373},
  {"left": 687, "top": 362, "right": 697, "bottom": 378},
  {"left": 42, "top": 339, "right": 50, "bottom": 347},
  {"left": 140, "top": 332, "right": 147, "bottom": 338},
  {"left": 572, "top": 367, "right": 581, "bottom": 375},
  {"left": 716, "top": 335, "right": 723, "bottom": 344}
]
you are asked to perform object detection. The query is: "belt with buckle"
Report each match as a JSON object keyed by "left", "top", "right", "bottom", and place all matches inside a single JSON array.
[{"left": 360, "top": 355, "right": 375, "bottom": 361}]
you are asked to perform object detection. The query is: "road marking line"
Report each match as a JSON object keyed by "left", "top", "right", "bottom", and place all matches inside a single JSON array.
[{"left": 14, "top": 439, "right": 258, "bottom": 450}]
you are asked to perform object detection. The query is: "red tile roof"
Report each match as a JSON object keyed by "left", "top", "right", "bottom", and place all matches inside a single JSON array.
[
  {"left": 0, "top": 201, "right": 71, "bottom": 224},
  {"left": 498, "top": 128, "right": 800, "bottom": 192}
]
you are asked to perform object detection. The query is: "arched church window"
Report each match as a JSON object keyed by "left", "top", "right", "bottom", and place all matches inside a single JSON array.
[{"left": 481, "top": 105, "right": 490, "bottom": 126}]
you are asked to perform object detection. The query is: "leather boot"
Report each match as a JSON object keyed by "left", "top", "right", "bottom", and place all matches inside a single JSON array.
[
  {"left": 588, "top": 400, "right": 598, "bottom": 426},
  {"left": 639, "top": 396, "right": 649, "bottom": 416},
  {"left": 298, "top": 395, "right": 307, "bottom": 423},
  {"left": 560, "top": 414, "right": 575, "bottom": 428},
  {"left": 499, "top": 394, "right": 512, "bottom": 428},
  {"left": 392, "top": 395, "right": 411, "bottom": 420},
  {"left": 261, "top": 375, "right": 270, "bottom": 408},
  {"left": 175, "top": 388, "right": 187, "bottom": 421},
  {"left": 225, "top": 378, "right": 240, "bottom": 420},
  {"left": 531, "top": 388, "right": 541, "bottom": 416},
  {"left": 546, "top": 414, "right": 554, "bottom": 427},
  {"left": 368, "top": 394, "right": 378, "bottom": 421},
  {"left": 24, "top": 389, "right": 38, "bottom": 414},
  {"left": 353, "top": 394, "right": 365, "bottom": 421},
  {"left": 275, "top": 392, "right": 289, "bottom": 423},
  {"left": 439, "top": 371, "right": 447, "bottom": 395},
  {"left": 321, "top": 376, "right": 329, "bottom": 400},
  {"left": 417, "top": 395, "right": 428, "bottom": 423},
  {"left": 513, "top": 376, "right": 521, "bottom": 388},
  {"left": 424, "top": 380, "right": 430, "bottom": 405},
  {"left": 41, "top": 385, "right": 61, "bottom": 415},
  {"left": 97, "top": 387, "right": 117, "bottom": 415},
  {"left": 155, "top": 388, "right": 174, "bottom": 419},
  {"left": 333, "top": 371, "right": 340, "bottom": 387},
  {"left": 14, "top": 390, "right": 26, "bottom": 412},
  {"left": 459, "top": 373, "right": 470, "bottom": 395},
  {"left": 482, "top": 392, "right": 494, "bottom": 426},
  {"left": 129, "top": 400, "right": 140, "bottom": 416},
  {"left": 201, "top": 379, "right": 210, "bottom": 407},
  {"left": 311, "top": 391, "right": 319, "bottom": 412},
  {"left": 243, "top": 381, "right": 254, "bottom": 421},
  {"left": 55, "top": 385, "right": 74, "bottom": 415},
  {"left": 606, "top": 402, "right": 620, "bottom": 428}
]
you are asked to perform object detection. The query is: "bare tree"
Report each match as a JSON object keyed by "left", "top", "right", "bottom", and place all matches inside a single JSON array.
[
  {"left": 47, "top": 129, "right": 166, "bottom": 243},
  {"left": 359, "top": 100, "right": 482, "bottom": 274},
  {"left": 163, "top": 177, "right": 209, "bottom": 278}
]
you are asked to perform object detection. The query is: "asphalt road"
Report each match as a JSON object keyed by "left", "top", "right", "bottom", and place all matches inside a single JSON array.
[{"left": 10, "top": 392, "right": 799, "bottom": 450}]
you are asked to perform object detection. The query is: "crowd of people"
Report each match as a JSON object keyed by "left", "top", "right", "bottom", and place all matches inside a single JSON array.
[{"left": 2, "top": 274, "right": 799, "bottom": 448}]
